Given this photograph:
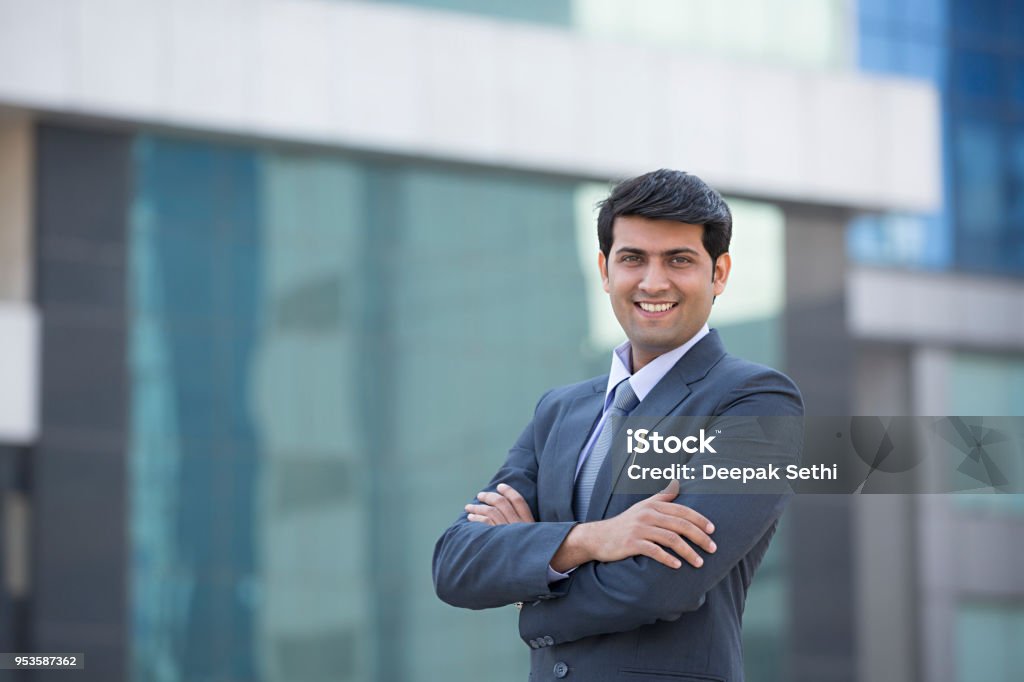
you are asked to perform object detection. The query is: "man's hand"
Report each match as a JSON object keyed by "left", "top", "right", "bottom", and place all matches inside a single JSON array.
[
  {"left": 551, "top": 480, "right": 716, "bottom": 572},
  {"left": 465, "top": 480, "right": 715, "bottom": 572},
  {"left": 465, "top": 483, "right": 535, "bottom": 525}
]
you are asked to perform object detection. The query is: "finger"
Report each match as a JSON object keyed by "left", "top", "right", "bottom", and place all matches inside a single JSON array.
[
  {"left": 466, "top": 513, "right": 495, "bottom": 526},
  {"left": 676, "top": 519, "right": 716, "bottom": 554},
  {"left": 651, "top": 514, "right": 716, "bottom": 554},
  {"left": 647, "top": 528, "right": 705, "bottom": 568},
  {"left": 635, "top": 539, "right": 683, "bottom": 569},
  {"left": 496, "top": 483, "right": 535, "bottom": 522},
  {"left": 466, "top": 501, "right": 509, "bottom": 522},
  {"left": 476, "top": 491, "right": 515, "bottom": 524},
  {"left": 651, "top": 500, "right": 715, "bottom": 533}
]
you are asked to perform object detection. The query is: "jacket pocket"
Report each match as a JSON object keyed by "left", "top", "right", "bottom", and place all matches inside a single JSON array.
[{"left": 618, "top": 669, "right": 725, "bottom": 682}]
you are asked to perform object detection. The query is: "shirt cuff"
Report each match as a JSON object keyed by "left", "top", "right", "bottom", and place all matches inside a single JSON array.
[{"left": 547, "top": 564, "right": 576, "bottom": 584}]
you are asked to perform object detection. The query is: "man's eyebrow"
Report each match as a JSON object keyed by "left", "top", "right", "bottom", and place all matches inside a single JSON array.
[{"left": 614, "top": 246, "right": 701, "bottom": 256}]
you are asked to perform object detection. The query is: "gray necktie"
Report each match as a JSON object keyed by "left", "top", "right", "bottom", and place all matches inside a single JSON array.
[{"left": 573, "top": 380, "right": 640, "bottom": 521}]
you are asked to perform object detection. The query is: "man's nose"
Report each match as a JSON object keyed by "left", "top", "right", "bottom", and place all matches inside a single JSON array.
[{"left": 639, "top": 263, "right": 670, "bottom": 293}]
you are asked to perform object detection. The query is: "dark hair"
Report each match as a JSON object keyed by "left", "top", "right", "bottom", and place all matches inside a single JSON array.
[{"left": 597, "top": 169, "right": 732, "bottom": 262}]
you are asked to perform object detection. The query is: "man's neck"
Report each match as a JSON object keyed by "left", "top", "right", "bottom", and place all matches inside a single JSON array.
[
  {"left": 630, "top": 349, "right": 659, "bottom": 373},
  {"left": 627, "top": 326, "right": 710, "bottom": 374}
]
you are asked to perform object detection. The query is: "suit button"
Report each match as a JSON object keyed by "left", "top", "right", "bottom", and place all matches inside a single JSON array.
[
  {"left": 553, "top": 661, "right": 569, "bottom": 678},
  {"left": 543, "top": 635, "right": 554, "bottom": 646},
  {"left": 529, "top": 639, "right": 538, "bottom": 649}
]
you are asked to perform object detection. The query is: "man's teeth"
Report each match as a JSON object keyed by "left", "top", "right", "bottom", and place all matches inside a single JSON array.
[{"left": 639, "top": 302, "right": 675, "bottom": 312}]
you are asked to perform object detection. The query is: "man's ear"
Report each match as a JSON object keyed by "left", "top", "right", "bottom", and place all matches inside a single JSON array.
[
  {"left": 598, "top": 251, "right": 610, "bottom": 293},
  {"left": 712, "top": 252, "right": 731, "bottom": 296}
]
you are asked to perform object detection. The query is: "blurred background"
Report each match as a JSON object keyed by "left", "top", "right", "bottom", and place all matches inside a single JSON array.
[{"left": 0, "top": 0, "right": 1022, "bottom": 680}]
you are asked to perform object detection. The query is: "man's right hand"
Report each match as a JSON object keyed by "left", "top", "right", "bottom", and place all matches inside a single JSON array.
[{"left": 551, "top": 480, "right": 716, "bottom": 572}]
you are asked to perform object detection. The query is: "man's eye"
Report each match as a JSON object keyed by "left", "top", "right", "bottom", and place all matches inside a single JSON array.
[
  {"left": 621, "top": 255, "right": 641, "bottom": 263},
  {"left": 671, "top": 257, "right": 692, "bottom": 265}
]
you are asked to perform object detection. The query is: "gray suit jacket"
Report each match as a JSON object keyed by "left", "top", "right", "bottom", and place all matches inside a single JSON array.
[{"left": 433, "top": 330, "right": 804, "bottom": 682}]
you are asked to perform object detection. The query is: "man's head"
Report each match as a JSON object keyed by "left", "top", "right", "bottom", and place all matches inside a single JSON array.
[{"left": 596, "top": 169, "right": 733, "bottom": 370}]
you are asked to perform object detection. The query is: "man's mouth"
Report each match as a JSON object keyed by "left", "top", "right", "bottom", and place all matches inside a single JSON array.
[{"left": 635, "top": 301, "right": 678, "bottom": 316}]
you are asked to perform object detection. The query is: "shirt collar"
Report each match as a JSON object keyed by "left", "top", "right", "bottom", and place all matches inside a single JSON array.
[{"left": 605, "top": 324, "right": 710, "bottom": 408}]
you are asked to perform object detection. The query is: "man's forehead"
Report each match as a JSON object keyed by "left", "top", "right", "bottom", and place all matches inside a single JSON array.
[{"left": 612, "top": 215, "right": 706, "bottom": 250}]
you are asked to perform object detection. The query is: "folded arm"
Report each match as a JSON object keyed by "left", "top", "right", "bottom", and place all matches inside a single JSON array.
[
  {"left": 432, "top": 393, "right": 578, "bottom": 609},
  {"left": 518, "top": 375, "right": 803, "bottom": 644}
]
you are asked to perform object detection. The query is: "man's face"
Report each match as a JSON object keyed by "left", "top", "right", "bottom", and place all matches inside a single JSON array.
[{"left": 599, "top": 215, "right": 731, "bottom": 371}]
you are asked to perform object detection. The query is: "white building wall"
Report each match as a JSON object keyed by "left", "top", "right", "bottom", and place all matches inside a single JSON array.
[
  {"left": 0, "top": 303, "right": 39, "bottom": 443},
  {"left": 0, "top": 0, "right": 939, "bottom": 213},
  {"left": 0, "top": 115, "right": 37, "bottom": 444}
]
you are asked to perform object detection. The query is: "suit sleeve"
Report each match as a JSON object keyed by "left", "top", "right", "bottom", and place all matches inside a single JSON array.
[
  {"left": 518, "top": 370, "right": 803, "bottom": 644},
  {"left": 432, "top": 391, "right": 578, "bottom": 610}
]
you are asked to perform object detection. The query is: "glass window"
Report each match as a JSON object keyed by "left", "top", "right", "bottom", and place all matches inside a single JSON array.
[
  {"left": 950, "top": 352, "right": 1024, "bottom": 416},
  {"left": 847, "top": 212, "right": 950, "bottom": 270},
  {"left": 130, "top": 132, "right": 623, "bottom": 681},
  {"left": 949, "top": 352, "right": 1024, "bottom": 513},
  {"left": 954, "top": 118, "right": 1004, "bottom": 234},
  {"left": 951, "top": 0, "right": 1001, "bottom": 39},
  {"left": 1009, "top": 128, "right": 1024, "bottom": 230},
  {"left": 956, "top": 602, "right": 1024, "bottom": 681},
  {"left": 858, "top": 32, "right": 898, "bottom": 75},
  {"left": 1010, "top": 58, "right": 1024, "bottom": 110},
  {"left": 957, "top": 494, "right": 1024, "bottom": 515},
  {"left": 742, "top": 521, "right": 790, "bottom": 682},
  {"left": 1004, "top": 0, "right": 1024, "bottom": 45},
  {"left": 901, "top": 0, "right": 945, "bottom": 34},
  {"left": 858, "top": 0, "right": 893, "bottom": 24},
  {"left": 901, "top": 40, "right": 943, "bottom": 82},
  {"left": 709, "top": 198, "right": 786, "bottom": 369},
  {"left": 953, "top": 50, "right": 1001, "bottom": 102},
  {"left": 366, "top": 0, "right": 572, "bottom": 25}
]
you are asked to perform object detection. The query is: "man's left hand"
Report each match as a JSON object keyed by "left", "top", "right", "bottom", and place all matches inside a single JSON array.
[{"left": 465, "top": 483, "right": 535, "bottom": 525}]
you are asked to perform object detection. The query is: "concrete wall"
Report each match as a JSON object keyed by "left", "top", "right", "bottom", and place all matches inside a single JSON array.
[{"left": 0, "top": 0, "right": 939, "bottom": 212}]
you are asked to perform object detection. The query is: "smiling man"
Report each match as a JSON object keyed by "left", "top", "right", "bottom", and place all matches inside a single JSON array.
[{"left": 433, "top": 169, "right": 804, "bottom": 682}]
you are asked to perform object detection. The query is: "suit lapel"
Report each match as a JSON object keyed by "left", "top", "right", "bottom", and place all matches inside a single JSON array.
[
  {"left": 550, "top": 379, "right": 604, "bottom": 522},
  {"left": 586, "top": 331, "right": 728, "bottom": 521}
]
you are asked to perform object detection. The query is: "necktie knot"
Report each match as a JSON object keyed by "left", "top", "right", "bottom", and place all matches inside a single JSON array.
[{"left": 610, "top": 380, "right": 639, "bottom": 415}]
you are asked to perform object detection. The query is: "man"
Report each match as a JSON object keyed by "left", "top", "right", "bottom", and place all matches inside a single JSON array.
[{"left": 433, "top": 169, "right": 803, "bottom": 681}]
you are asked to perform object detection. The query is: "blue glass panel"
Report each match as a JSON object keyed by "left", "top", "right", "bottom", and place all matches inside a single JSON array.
[
  {"left": 1010, "top": 59, "right": 1024, "bottom": 109},
  {"left": 918, "top": 212, "right": 955, "bottom": 269},
  {"left": 131, "top": 134, "right": 264, "bottom": 682},
  {"left": 847, "top": 214, "right": 882, "bottom": 262},
  {"left": 902, "top": 0, "right": 945, "bottom": 33},
  {"left": 858, "top": 32, "right": 898, "bottom": 74},
  {"left": 178, "top": 581, "right": 229, "bottom": 679},
  {"left": 1009, "top": 130, "right": 1024, "bottom": 232},
  {"left": 858, "top": 0, "right": 893, "bottom": 23},
  {"left": 953, "top": 49, "right": 1001, "bottom": 101},
  {"left": 954, "top": 118, "right": 1003, "bottom": 232},
  {"left": 956, "top": 602, "right": 1024, "bottom": 680},
  {"left": 950, "top": 113, "right": 1003, "bottom": 293},
  {"left": 901, "top": 40, "right": 944, "bottom": 82},
  {"left": 366, "top": 0, "right": 571, "bottom": 26},
  {"left": 847, "top": 212, "right": 952, "bottom": 270},
  {"left": 951, "top": 0, "right": 1000, "bottom": 38},
  {"left": 1005, "top": 0, "right": 1024, "bottom": 44}
]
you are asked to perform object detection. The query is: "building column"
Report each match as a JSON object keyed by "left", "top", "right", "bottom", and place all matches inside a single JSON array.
[
  {"left": 33, "top": 123, "right": 133, "bottom": 682},
  {"left": 782, "top": 203, "right": 858, "bottom": 682},
  {"left": 0, "top": 111, "right": 36, "bottom": 658}
]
